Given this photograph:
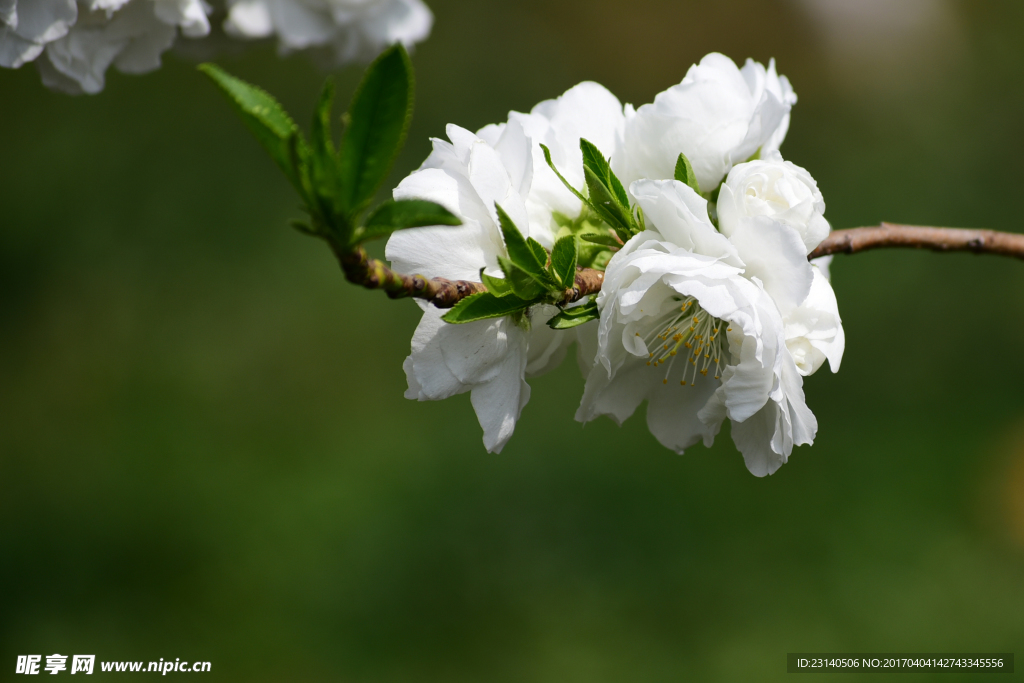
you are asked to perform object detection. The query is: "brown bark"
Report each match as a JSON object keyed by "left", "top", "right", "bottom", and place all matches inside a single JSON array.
[
  {"left": 809, "top": 223, "right": 1024, "bottom": 261},
  {"left": 337, "top": 245, "right": 604, "bottom": 309},
  {"left": 339, "top": 224, "right": 1024, "bottom": 310}
]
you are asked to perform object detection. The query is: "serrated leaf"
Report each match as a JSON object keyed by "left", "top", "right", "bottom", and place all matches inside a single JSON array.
[
  {"left": 312, "top": 78, "right": 337, "bottom": 164},
  {"left": 673, "top": 152, "right": 701, "bottom": 194},
  {"left": 338, "top": 44, "right": 414, "bottom": 219},
  {"left": 442, "top": 292, "right": 533, "bottom": 324},
  {"left": 579, "top": 231, "right": 622, "bottom": 247},
  {"left": 584, "top": 165, "right": 633, "bottom": 233},
  {"left": 479, "top": 268, "right": 514, "bottom": 298},
  {"left": 527, "top": 237, "right": 549, "bottom": 268},
  {"left": 495, "top": 204, "right": 548, "bottom": 279},
  {"left": 354, "top": 199, "right": 461, "bottom": 244},
  {"left": 550, "top": 235, "right": 578, "bottom": 289},
  {"left": 580, "top": 138, "right": 629, "bottom": 208},
  {"left": 547, "top": 299, "right": 600, "bottom": 329},
  {"left": 199, "top": 63, "right": 306, "bottom": 196},
  {"left": 498, "top": 256, "right": 546, "bottom": 301}
]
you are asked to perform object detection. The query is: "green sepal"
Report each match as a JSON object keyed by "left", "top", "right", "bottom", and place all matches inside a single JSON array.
[
  {"left": 547, "top": 298, "right": 600, "bottom": 330},
  {"left": 479, "top": 268, "right": 514, "bottom": 298},
  {"left": 549, "top": 235, "right": 578, "bottom": 289},
  {"left": 673, "top": 152, "right": 701, "bottom": 194},
  {"left": 199, "top": 63, "right": 308, "bottom": 198},
  {"left": 497, "top": 255, "right": 546, "bottom": 301},
  {"left": 338, "top": 44, "right": 414, "bottom": 219},
  {"left": 353, "top": 199, "right": 461, "bottom": 244},
  {"left": 442, "top": 292, "right": 533, "bottom": 324}
]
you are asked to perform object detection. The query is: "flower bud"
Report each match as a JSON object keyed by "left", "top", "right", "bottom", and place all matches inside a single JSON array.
[{"left": 717, "top": 152, "right": 829, "bottom": 254}]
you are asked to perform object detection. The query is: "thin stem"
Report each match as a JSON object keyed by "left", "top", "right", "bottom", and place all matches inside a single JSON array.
[
  {"left": 339, "top": 224, "right": 1024, "bottom": 309},
  {"left": 809, "top": 223, "right": 1024, "bottom": 260}
]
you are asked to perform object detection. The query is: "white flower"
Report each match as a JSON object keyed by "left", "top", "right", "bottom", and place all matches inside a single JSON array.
[
  {"left": 0, "top": 0, "right": 77, "bottom": 69},
  {"left": 498, "top": 81, "right": 625, "bottom": 246},
  {"left": 578, "top": 178, "right": 824, "bottom": 476},
  {"left": 223, "top": 0, "right": 431, "bottom": 64},
  {"left": 386, "top": 123, "right": 573, "bottom": 453},
  {"left": 717, "top": 151, "right": 829, "bottom": 254},
  {"left": 614, "top": 53, "right": 795, "bottom": 193},
  {"left": 784, "top": 263, "right": 844, "bottom": 377},
  {"left": 35, "top": 0, "right": 210, "bottom": 94}
]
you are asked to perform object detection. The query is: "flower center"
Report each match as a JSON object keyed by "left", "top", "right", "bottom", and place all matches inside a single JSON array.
[{"left": 638, "top": 296, "right": 730, "bottom": 387}]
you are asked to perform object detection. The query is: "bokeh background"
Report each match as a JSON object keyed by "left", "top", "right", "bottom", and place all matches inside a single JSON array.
[{"left": 3, "top": 0, "right": 1024, "bottom": 680}]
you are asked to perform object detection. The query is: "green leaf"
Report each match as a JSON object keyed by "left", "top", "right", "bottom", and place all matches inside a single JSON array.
[
  {"left": 312, "top": 78, "right": 337, "bottom": 164},
  {"left": 540, "top": 144, "right": 589, "bottom": 205},
  {"left": 309, "top": 78, "right": 342, "bottom": 222},
  {"left": 550, "top": 235, "right": 578, "bottom": 289},
  {"left": 355, "top": 199, "right": 461, "bottom": 244},
  {"left": 547, "top": 299, "right": 600, "bottom": 329},
  {"left": 479, "top": 268, "right": 514, "bottom": 298},
  {"left": 673, "top": 152, "right": 701, "bottom": 194},
  {"left": 527, "top": 237, "right": 549, "bottom": 268},
  {"left": 584, "top": 165, "right": 634, "bottom": 234},
  {"left": 338, "top": 44, "right": 414, "bottom": 219},
  {"left": 199, "top": 63, "right": 306, "bottom": 196},
  {"left": 579, "top": 231, "right": 622, "bottom": 247},
  {"left": 495, "top": 204, "right": 548, "bottom": 279},
  {"left": 580, "top": 138, "right": 629, "bottom": 208},
  {"left": 497, "top": 256, "right": 546, "bottom": 301},
  {"left": 442, "top": 292, "right": 532, "bottom": 324}
]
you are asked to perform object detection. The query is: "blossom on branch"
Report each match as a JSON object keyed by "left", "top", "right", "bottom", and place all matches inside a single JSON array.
[
  {"left": 613, "top": 53, "right": 796, "bottom": 193},
  {"left": 578, "top": 178, "right": 838, "bottom": 476},
  {"left": 386, "top": 123, "right": 573, "bottom": 453}
]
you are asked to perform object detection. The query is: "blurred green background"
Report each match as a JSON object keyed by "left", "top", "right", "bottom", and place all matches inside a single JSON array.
[{"left": 2, "top": 0, "right": 1024, "bottom": 680}]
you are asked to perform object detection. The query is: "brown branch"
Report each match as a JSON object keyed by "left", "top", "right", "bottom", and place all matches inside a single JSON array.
[
  {"left": 336, "top": 245, "right": 604, "bottom": 309},
  {"left": 809, "top": 223, "right": 1024, "bottom": 261},
  {"left": 338, "top": 224, "right": 1024, "bottom": 310}
]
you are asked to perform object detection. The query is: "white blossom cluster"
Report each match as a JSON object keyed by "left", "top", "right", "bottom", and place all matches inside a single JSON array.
[
  {"left": 387, "top": 53, "right": 845, "bottom": 476},
  {"left": 0, "top": 0, "right": 431, "bottom": 94}
]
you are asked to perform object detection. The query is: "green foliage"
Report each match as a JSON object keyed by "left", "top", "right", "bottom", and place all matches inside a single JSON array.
[
  {"left": 546, "top": 298, "right": 600, "bottom": 329},
  {"left": 356, "top": 199, "right": 461, "bottom": 243},
  {"left": 550, "top": 236, "right": 578, "bottom": 289},
  {"left": 198, "top": 64, "right": 309, "bottom": 200},
  {"left": 496, "top": 205, "right": 548, "bottom": 280},
  {"left": 673, "top": 152, "right": 701, "bottom": 194},
  {"left": 441, "top": 292, "right": 533, "bottom": 324},
  {"left": 579, "top": 231, "right": 622, "bottom": 247},
  {"left": 540, "top": 140, "right": 638, "bottom": 244},
  {"left": 201, "top": 46, "right": 457, "bottom": 253},
  {"left": 337, "top": 45, "right": 415, "bottom": 218}
]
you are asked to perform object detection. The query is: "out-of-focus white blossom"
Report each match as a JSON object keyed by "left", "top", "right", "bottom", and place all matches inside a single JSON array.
[
  {"left": 0, "top": 0, "right": 211, "bottom": 94},
  {"left": 614, "top": 53, "right": 796, "bottom": 193},
  {"left": 223, "top": 0, "right": 431, "bottom": 65},
  {"left": 0, "top": 0, "right": 77, "bottom": 69},
  {"left": 1, "top": 0, "right": 433, "bottom": 93}
]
